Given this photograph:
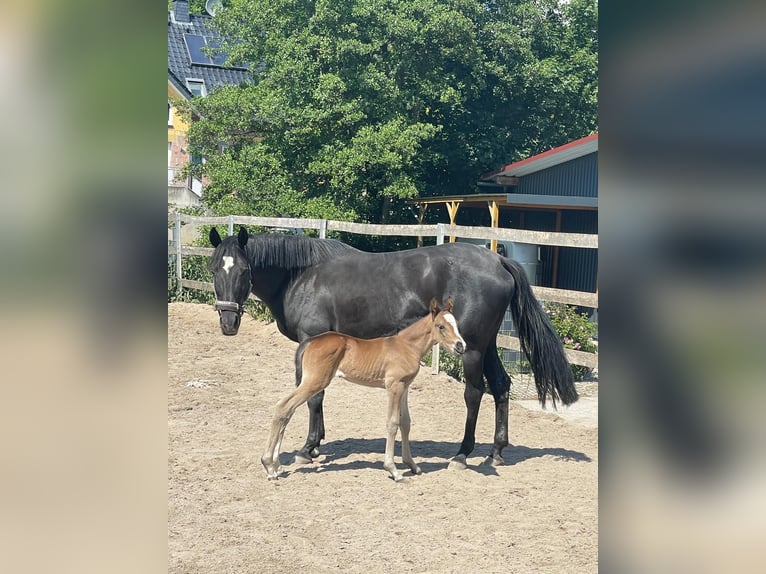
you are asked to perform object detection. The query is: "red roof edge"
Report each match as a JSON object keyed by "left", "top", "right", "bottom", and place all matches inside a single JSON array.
[{"left": 481, "top": 132, "right": 598, "bottom": 180}]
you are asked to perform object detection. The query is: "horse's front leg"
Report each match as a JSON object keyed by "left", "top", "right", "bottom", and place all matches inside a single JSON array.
[
  {"left": 450, "top": 349, "right": 485, "bottom": 470},
  {"left": 296, "top": 390, "right": 326, "bottom": 464},
  {"left": 383, "top": 381, "right": 405, "bottom": 481},
  {"left": 399, "top": 386, "right": 422, "bottom": 476}
]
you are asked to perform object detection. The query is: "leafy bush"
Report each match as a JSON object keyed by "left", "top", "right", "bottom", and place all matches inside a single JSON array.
[
  {"left": 421, "top": 348, "right": 465, "bottom": 382},
  {"left": 543, "top": 302, "right": 598, "bottom": 381}
]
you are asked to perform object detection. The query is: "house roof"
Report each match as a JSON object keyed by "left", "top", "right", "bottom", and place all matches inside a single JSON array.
[
  {"left": 168, "top": 68, "right": 193, "bottom": 99},
  {"left": 482, "top": 133, "right": 598, "bottom": 180},
  {"left": 408, "top": 193, "right": 597, "bottom": 211},
  {"left": 167, "top": 1, "right": 252, "bottom": 98}
]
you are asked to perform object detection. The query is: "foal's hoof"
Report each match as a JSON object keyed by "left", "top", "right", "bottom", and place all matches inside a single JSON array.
[
  {"left": 309, "top": 447, "right": 321, "bottom": 458},
  {"left": 266, "top": 474, "right": 279, "bottom": 481},
  {"left": 448, "top": 455, "right": 467, "bottom": 471}
]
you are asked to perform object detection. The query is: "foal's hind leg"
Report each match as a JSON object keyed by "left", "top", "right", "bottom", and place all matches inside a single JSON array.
[
  {"left": 399, "top": 386, "right": 422, "bottom": 476},
  {"left": 383, "top": 381, "right": 406, "bottom": 481},
  {"left": 262, "top": 372, "right": 331, "bottom": 479}
]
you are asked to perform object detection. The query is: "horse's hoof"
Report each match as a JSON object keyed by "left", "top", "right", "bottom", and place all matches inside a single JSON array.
[
  {"left": 266, "top": 473, "right": 279, "bottom": 481},
  {"left": 482, "top": 454, "right": 504, "bottom": 467},
  {"left": 294, "top": 452, "right": 313, "bottom": 465},
  {"left": 411, "top": 465, "right": 423, "bottom": 476},
  {"left": 392, "top": 473, "right": 405, "bottom": 482},
  {"left": 448, "top": 455, "right": 467, "bottom": 471},
  {"left": 309, "top": 447, "right": 321, "bottom": 459}
]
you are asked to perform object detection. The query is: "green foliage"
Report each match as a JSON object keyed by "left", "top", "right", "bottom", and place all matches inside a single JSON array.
[
  {"left": 421, "top": 348, "right": 466, "bottom": 382},
  {"left": 180, "top": 0, "right": 598, "bottom": 228},
  {"left": 544, "top": 302, "right": 597, "bottom": 381}
]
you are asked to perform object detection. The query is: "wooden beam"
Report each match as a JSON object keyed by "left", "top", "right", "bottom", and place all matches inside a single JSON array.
[
  {"left": 552, "top": 210, "right": 562, "bottom": 287},
  {"left": 416, "top": 203, "right": 427, "bottom": 247},
  {"left": 446, "top": 201, "right": 460, "bottom": 243},
  {"left": 488, "top": 201, "right": 499, "bottom": 252},
  {"left": 496, "top": 334, "right": 598, "bottom": 369},
  {"left": 530, "top": 286, "right": 598, "bottom": 308}
]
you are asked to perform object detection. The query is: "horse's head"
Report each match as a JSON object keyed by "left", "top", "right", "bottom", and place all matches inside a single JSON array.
[
  {"left": 208, "top": 227, "right": 251, "bottom": 336},
  {"left": 429, "top": 297, "right": 466, "bottom": 355}
]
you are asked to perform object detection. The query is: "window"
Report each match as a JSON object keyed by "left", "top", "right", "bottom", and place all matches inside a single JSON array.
[{"left": 186, "top": 79, "right": 206, "bottom": 97}]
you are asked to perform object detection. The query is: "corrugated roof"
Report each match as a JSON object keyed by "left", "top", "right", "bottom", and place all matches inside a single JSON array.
[
  {"left": 482, "top": 133, "right": 598, "bottom": 179},
  {"left": 167, "top": 2, "right": 252, "bottom": 98}
]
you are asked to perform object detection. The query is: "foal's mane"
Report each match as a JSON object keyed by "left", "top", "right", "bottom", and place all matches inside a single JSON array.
[{"left": 247, "top": 233, "right": 357, "bottom": 269}]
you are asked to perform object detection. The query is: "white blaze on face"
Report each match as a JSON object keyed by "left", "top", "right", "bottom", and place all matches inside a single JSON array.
[
  {"left": 443, "top": 313, "right": 466, "bottom": 347},
  {"left": 222, "top": 256, "right": 234, "bottom": 274}
]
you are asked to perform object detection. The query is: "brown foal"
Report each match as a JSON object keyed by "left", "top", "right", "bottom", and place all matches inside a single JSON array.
[{"left": 261, "top": 298, "right": 466, "bottom": 481}]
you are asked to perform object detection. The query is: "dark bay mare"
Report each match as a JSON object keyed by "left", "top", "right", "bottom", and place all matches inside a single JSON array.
[{"left": 208, "top": 227, "right": 578, "bottom": 468}]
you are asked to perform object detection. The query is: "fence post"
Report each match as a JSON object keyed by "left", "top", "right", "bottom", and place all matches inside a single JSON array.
[
  {"left": 228, "top": 214, "right": 234, "bottom": 236},
  {"left": 319, "top": 219, "right": 327, "bottom": 239},
  {"left": 432, "top": 224, "right": 446, "bottom": 374},
  {"left": 175, "top": 212, "right": 182, "bottom": 298}
]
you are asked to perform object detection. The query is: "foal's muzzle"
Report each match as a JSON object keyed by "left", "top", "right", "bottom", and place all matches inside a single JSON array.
[
  {"left": 215, "top": 300, "right": 244, "bottom": 336},
  {"left": 453, "top": 341, "right": 465, "bottom": 355}
]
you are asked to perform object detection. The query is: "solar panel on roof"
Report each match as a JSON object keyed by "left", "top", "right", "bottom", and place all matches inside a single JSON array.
[
  {"left": 207, "top": 38, "right": 228, "bottom": 67},
  {"left": 184, "top": 34, "right": 211, "bottom": 65}
]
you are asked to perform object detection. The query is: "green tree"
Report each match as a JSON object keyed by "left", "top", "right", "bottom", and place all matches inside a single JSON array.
[{"left": 179, "top": 0, "right": 597, "bottom": 223}]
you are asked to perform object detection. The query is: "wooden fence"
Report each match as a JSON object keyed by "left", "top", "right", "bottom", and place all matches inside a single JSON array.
[{"left": 168, "top": 213, "right": 598, "bottom": 371}]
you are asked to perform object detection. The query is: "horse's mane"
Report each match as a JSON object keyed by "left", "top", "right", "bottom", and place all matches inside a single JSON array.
[{"left": 246, "top": 233, "right": 357, "bottom": 269}]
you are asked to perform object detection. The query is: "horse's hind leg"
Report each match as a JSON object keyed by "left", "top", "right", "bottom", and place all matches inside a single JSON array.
[
  {"left": 399, "top": 387, "right": 422, "bottom": 476},
  {"left": 483, "top": 341, "right": 510, "bottom": 466},
  {"left": 383, "top": 381, "right": 406, "bottom": 481},
  {"left": 449, "top": 349, "right": 485, "bottom": 470}
]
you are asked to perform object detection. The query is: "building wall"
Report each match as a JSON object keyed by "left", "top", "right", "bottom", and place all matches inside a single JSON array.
[
  {"left": 168, "top": 84, "right": 190, "bottom": 189},
  {"left": 512, "top": 151, "right": 598, "bottom": 293},
  {"left": 517, "top": 152, "right": 598, "bottom": 198}
]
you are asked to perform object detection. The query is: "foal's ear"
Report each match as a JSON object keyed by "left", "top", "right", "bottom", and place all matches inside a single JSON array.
[
  {"left": 209, "top": 227, "right": 222, "bottom": 247},
  {"left": 444, "top": 296, "right": 454, "bottom": 313},
  {"left": 237, "top": 227, "right": 249, "bottom": 249},
  {"left": 429, "top": 298, "right": 440, "bottom": 317}
]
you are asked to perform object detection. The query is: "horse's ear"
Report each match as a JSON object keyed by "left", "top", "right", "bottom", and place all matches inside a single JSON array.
[
  {"left": 445, "top": 296, "right": 454, "bottom": 313},
  {"left": 237, "top": 227, "right": 248, "bottom": 249},
  {"left": 209, "top": 227, "right": 222, "bottom": 247},
  {"left": 430, "top": 298, "right": 440, "bottom": 317}
]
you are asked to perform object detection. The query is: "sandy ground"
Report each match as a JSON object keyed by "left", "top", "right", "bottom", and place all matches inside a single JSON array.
[{"left": 169, "top": 302, "right": 598, "bottom": 573}]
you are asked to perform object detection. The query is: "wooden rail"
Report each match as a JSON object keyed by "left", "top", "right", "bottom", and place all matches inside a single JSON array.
[{"left": 169, "top": 213, "right": 598, "bottom": 369}]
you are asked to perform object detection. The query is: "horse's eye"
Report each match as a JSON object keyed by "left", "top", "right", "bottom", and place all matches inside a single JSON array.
[{"left": 438, "top": 325, "right": 445, "bottom": 331}]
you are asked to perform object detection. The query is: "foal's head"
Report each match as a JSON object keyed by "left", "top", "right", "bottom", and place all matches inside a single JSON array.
[
  {"left": 429, "top": 298, "right": 466, "bottom": 355},
  {"left": 208, "top": 227, "right": 251, "bottom": 336}
]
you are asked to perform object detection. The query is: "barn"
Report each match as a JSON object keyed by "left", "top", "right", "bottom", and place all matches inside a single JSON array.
[{"left": 412, "top": 133, "right": 598, "bottom": 298}]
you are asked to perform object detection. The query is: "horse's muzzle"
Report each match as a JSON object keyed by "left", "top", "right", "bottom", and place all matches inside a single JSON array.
[
  {"left": 219, "top": 311, "right": 241, "bottom": 336},
  {"left": 453, "top": 341, "right": 465, "bottom": 355}
]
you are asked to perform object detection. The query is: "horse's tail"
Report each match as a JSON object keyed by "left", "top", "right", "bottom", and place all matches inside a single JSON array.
[{"left": 502, "top": 258, "right": 578, "bottom": 408}]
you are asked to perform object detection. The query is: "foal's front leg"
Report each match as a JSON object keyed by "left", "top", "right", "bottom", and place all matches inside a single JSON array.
[
  {"left": 399, "top": 385, "right": 422, "bottom": 476},
  {"left": 383, "top": 380, "right": 406, "bottom": 481}
]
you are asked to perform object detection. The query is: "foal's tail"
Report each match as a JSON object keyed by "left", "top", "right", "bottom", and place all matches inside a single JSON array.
[
  {"left": 502, "top": 258, "right": 578, "bottom": 408},
  {"left": 294, "top": 340, "right": 308, "bottom": 387}
]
